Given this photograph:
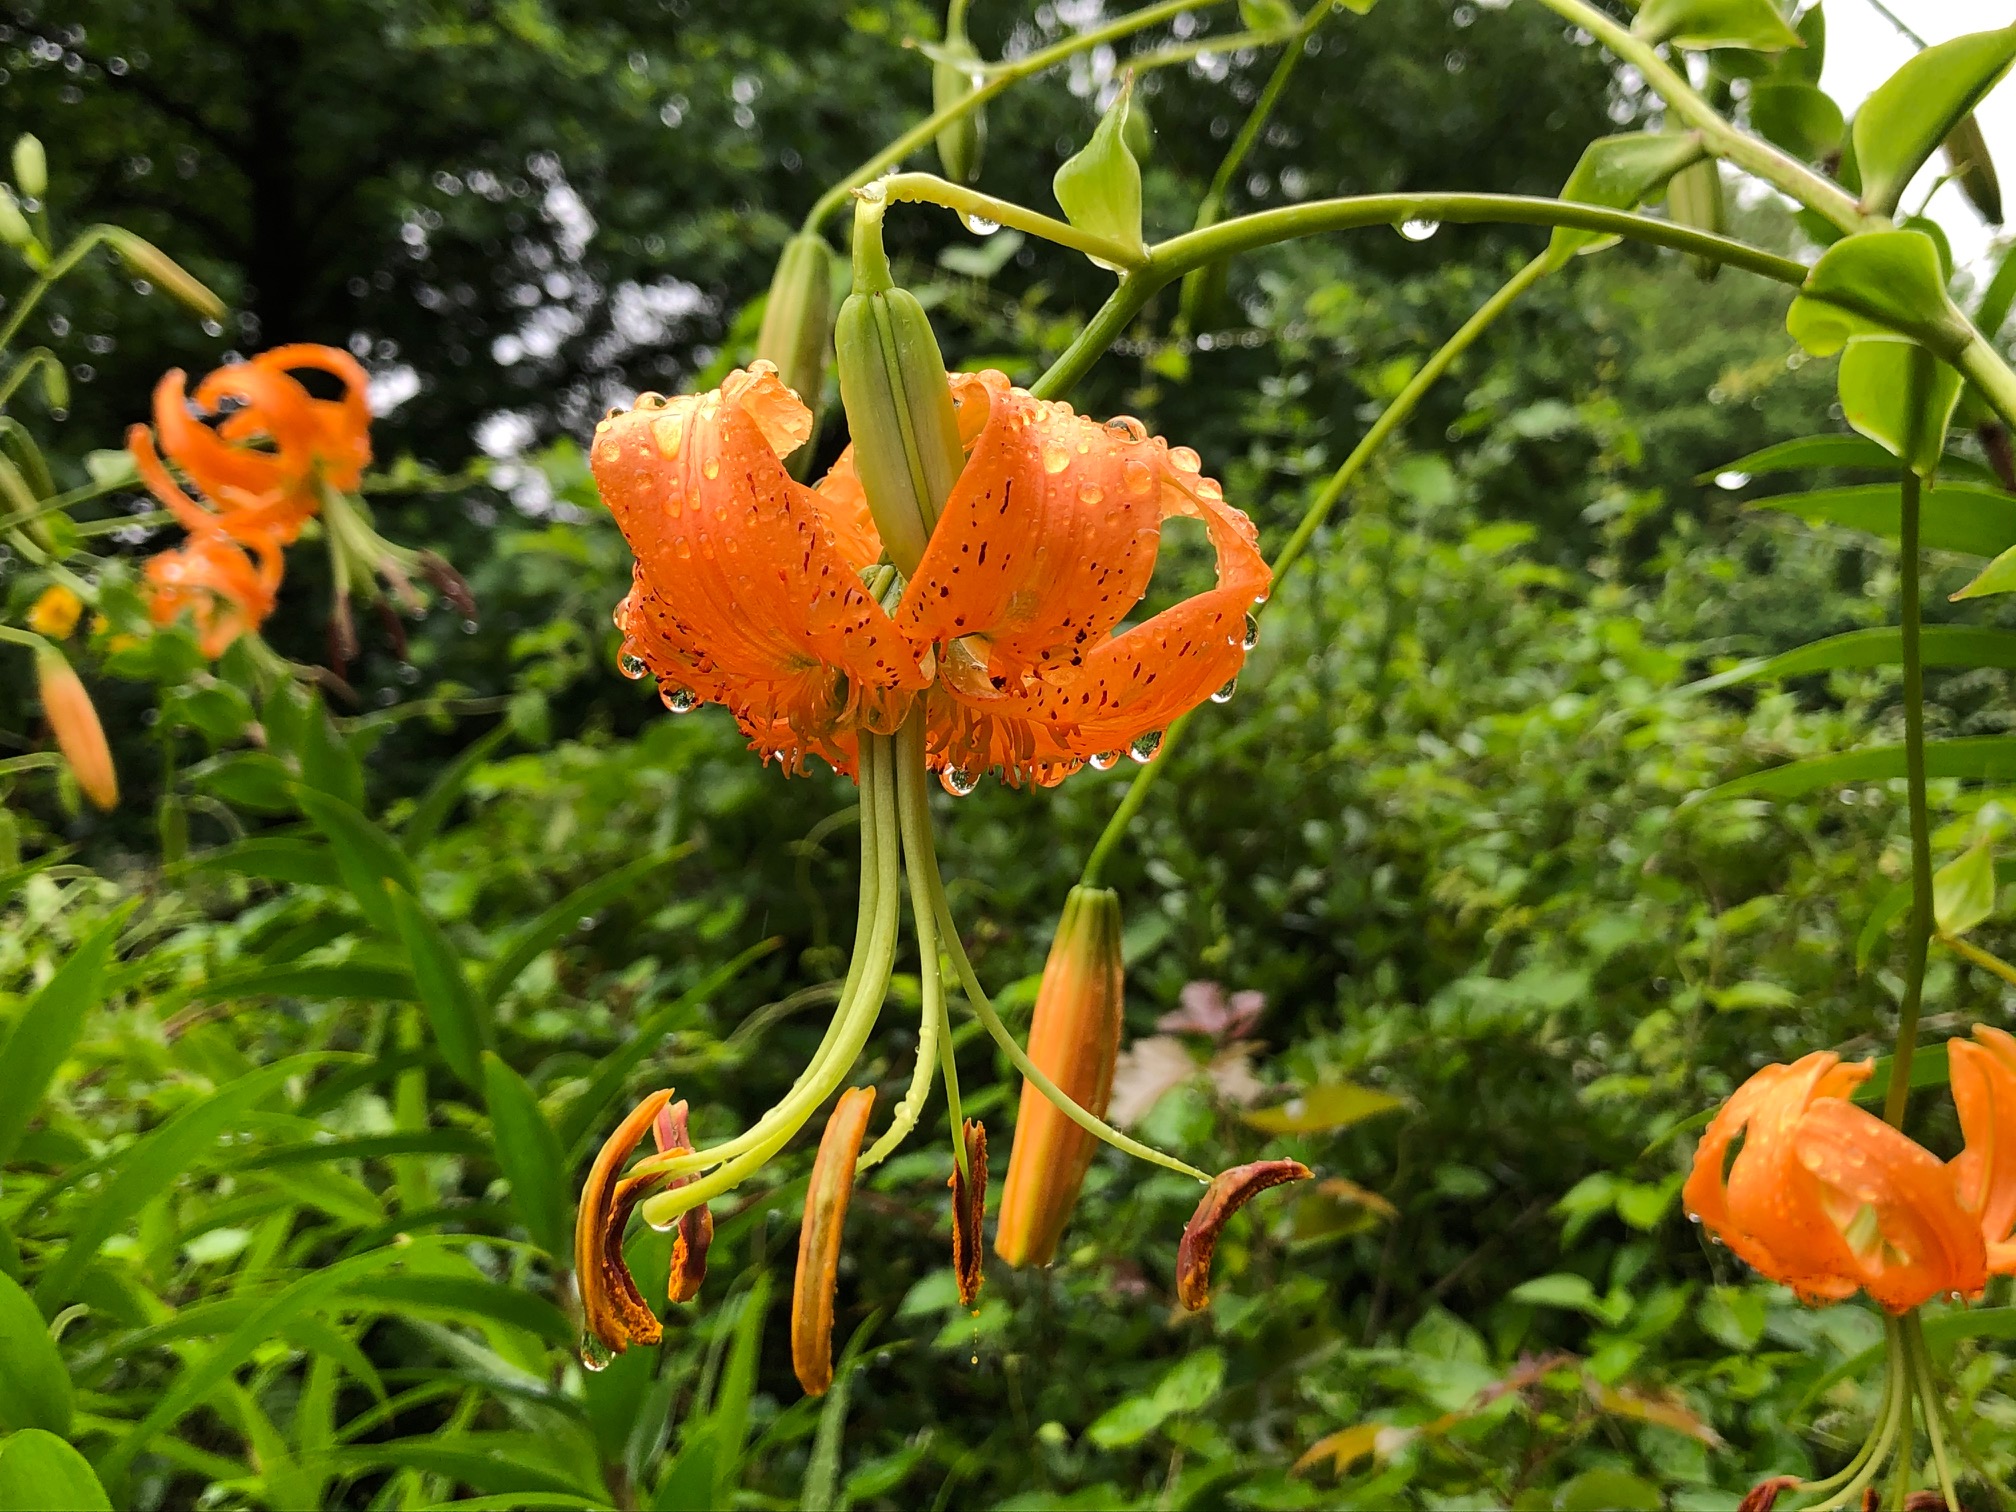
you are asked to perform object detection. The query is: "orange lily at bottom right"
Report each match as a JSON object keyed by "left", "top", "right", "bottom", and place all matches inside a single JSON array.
[{"left": 1683, "top": 1029, "right": 2016, "bottom": 1314}]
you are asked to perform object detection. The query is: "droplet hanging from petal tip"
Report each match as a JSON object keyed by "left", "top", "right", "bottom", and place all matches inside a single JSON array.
[
  {"left": 941, "top": 765, "right": 979, "bottom": 796},
  {"left": 578, "top": 1333, "right": 614, "bottom": 1372},
  {"left": 1127, "top": 730, "right": 1162, "bottom": 764},
  {"left": 1088, "top": 750, "right": 1121, "bottom": 771},
  {"left": 1210, "top": 676, "right": 1237, "bottom": 704},
  {"left": 662, "top": 687, "right": 701, "bottom": 713}
]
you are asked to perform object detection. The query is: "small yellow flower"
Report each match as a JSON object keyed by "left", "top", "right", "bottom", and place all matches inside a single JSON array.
[{"left": 27, "top": 585, "right": 83, "bottom": 640}]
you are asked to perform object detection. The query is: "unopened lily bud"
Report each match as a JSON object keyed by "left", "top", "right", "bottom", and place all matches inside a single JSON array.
[
  {"left": 755, "top": 232, "right": 836, "bottom": 416},
  {"left": 996, "top": 885, "right": 1126, "bottom": 1268},
  {"left": 1945, "top": 113, "right": 2003, "bottom": 227},
  {"left": 932, "top": 9, "right": 988, "bottom": 185},
  {"left": 0, "top": 186, "right": 33, "bottom": 251},
  {"left": 36, "top": 644, "right": 117, "bottom": 812},
  {"left": 1666, "top": 156, "right": 1727, "bottom": 282},
  {"left": 793, "top": 1086, "right": 875, "bottom": 1396},
  {"left": 27, "top": 585, "right": 83, "bottom": 640},
  {"left": 12, "top": 135, "right": 45, "bottom": 201},
  {"left": 1052, "top": 74, "right": 1146, "bottom": 268},
  {"left": 101, "top": 228, "right": 227, "bottom": 322},
  {"left": 834, "top": 195, "right": 964, "bottom": 576}
]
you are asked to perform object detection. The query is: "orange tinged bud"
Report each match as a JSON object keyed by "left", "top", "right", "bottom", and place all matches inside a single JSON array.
[
  {"left": 1176, "top": 1158, "right": 1312, "bottom": 1311},
  {"left": 995, "top": 885, "right": 1125, "bottom": 1268},
  {"left": 26, "top": 585, "right": 82, "bottom": 639},
  {"left": 792, "top": 1086, "right": 875, "bottom": 1396},
  {"left": 36, "top": 645, "right": 117, "bottom": 811}
]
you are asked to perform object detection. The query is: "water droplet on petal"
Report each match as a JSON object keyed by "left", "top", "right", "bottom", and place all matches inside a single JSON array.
[
  {"left": 579, "top": 1334, "right": 613, "bottom": 1372},
  {"left": 702, "top": 457, "right": 720, "bottom": 480},
  {"left": 1088, "top": 750, "right": 1121, "bottom": 771},
  {"left": 963, "top": 213, "right": 1001, "bottom": 236},
  {"left": 653, "top": 414, "right": 684, "bottom": 457},
  {"left": 1210, "top": 675, "right": 1237, "bottom": 704},
  {"left": 1123, "top": 459, "right": 1154, "bottom": 495},
  {"left": 619, "top": 652, "right": 648, "bottom": 680},
  {"left": 1169, "top": 446, "right": 1201, "bottom": 474},
  {"left": 1397, "top": 217, "right": 1440, "bottom": 242},
  {"left": 940, "top": 766, "right": 979, "bottom": 796},
  {"left": 663, "top": 686, "right": 701, "bottom": 713},
  {"left": 1041, "top": 442, "right": 1071, "bottom": 475},
  {"left": 1127, "top": 730, "right": 1162, "bottom": 764},
  {"left": 1242, "top": 613, "right": 1260, "bottom": 651},
  {"left": 1078, "top": 483, "right": 1104, "bottom": 506}
]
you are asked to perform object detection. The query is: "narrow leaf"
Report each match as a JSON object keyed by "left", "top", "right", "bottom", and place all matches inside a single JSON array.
[
  {"left": 0, "top": 907, "right": 128, "bottom": 1166},
  {"left": 482, "top": 1052, "right": 572, "bottom": 1259},
  {"left": 480, "top": 846, "right": 692, "bottom": 1009},
  {"left": 1545, "top": 132, "right": 1705, "bottom": 270},
  {"left": 295, "top": 787, "right": 419, "bottom": 935},
  {"left": 1695, "top": 735, "right": 2016, "bottom": 802},
  {"left": 1052, "top": 77, "right": 1145, "bottom": 264},
  {"left": 388, "top": 887, "right": 493, "bottom": 1092},
  {"left": 1749, "top": 480, "right": 2016, "bottom": 558},
  {"left": 1685, "top": 626, "right": 2016, "bottom": 694},
  {"left": 402, "top": 721, "right": 512, "bottom": 854},
  {"left": 1934, "top": 838, "right": 1997, "bottom": 939},
  {"left": 1632, "top": 0, "right": 1801, "bottom": 51},
  {"left": 1853, "top": 25, "right": 2016, "bottom": 218},
  {"left": 1699, "top": 433, "right": 1993, "bottom": 484}
]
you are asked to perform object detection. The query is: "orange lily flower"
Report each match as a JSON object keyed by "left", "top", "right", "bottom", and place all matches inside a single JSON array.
[
  {"left": 1948, "top": 1023, "right": 2016, "bottom": 1271},
  {"left": 143, "top": 530, "right": 283, "bottom": 658},
  {"left": 593, "top": 361, "right": 1270, "bottom": 784},
  {"left": 996, "top": 884, "right": 1125, "bottom": 1268},
  {"left": 1682, "top": 1051, "right": 1987, "bottom": 1312}
]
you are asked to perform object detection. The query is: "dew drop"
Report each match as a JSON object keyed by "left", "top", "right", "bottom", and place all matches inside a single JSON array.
[
  {"left": 1243, "top": 613, "right": 1260, "bottom": 650},
  {"left": 1127, "top": 730, "right": 1162, "bottom": 764},
  {"left": 1169, "top": 446, "right": 1201, "bottom": 474},
  {"left": 619, "top": 652, "right": 648, "bottom": 680},
  {"left": 201, "top": 318, "right": 224, "bottom": 338},
  {"left": 579, "top": 1334, "right": 613, "bottom": 1372},
  {"left": 462, "top": 618, "right": 480, "bottom": 634},
  {"left": 48, "top": 407, "right": 68, "bottom": 422},
  {"left": 1397, "top": 217, "right": 1440, "bottom": 242},
  {"left": 1210, "top": 675, "right": 1237, "bottom": 704},
  {"left": 940, "top": 765, "right": 979, "bottom": 796},
  {"left": 653, "top": 413, "right": 684, "bottom": 458},
  {"left": 663, "top": 686, "right": 702, "bottom": 713},
  {"left": 1078, "top": 483, "right": 1104, "bottom": 506},
  {"left": 1088, "top": 750, "right": 1121, "bottom": 771},
  {"left": 1714, "top": 469, "right": 1750, "bottom": 491},
  {"left": 702, "top": 456, "right": 720, "bottom": 480},
  {"left": 1041, "top": 442, "right": 1071, "bottom": 475},
  {"left": 963, "top": 213, "right": 1001, "bottom": 236},
  {"left": 1123, "top": 459, "right": 1154, "bottom": 495}
]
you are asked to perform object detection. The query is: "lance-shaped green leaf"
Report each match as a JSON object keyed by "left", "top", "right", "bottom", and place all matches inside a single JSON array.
[
  {"left": 1544, "top": 133, "right": 1706, "bottom": 271},
  {"left": 1953, "top": 535, "right": 2016, "bottom": 599},
  {"left": 1946, "top": 112, "right": 2003, "bottom": 225},
  {"left": 1695, "top": 734, "right": 2016, "bottom": 802},
  {"left": 1632, "top": 0, "right": 1800, "bottom": 52},
  {"left": 388, "top": 886, "right": 493, "bottom": 1091},
  {"left": 1786, "top": 230, "right": 1967, "bottom": 356},
  {"left": 1686, "top": 626, "right": 2016, "bottom": 694},
  {"left": 1701, "top": 433, "right": 1993, "bottom": 483},
  {"left": 1853, "top": 25, "right": 2016, "bottom": 218},
  {"left": 1749, "top": 480, "right": 2016, "bottom": 557},
  {"left": 482, "top": 1052, "right": 571, "bottom": 1260},
  {"left": 1053, "top": 76, "right": 1145, "bottom": 266},
  {"left": 0, "top": 1431, "right": 110, "bottom": 1512},
  {"left": 1749, "top": 81, "right": 1843, "bottom": 162},
  {"left": 295, "top": 786, "right": 419, "bottom": 936},
  {"left": 1836, "top": 339, "right": 1962, "bottom": 480},
  {"left": 0, "top": 1270, "right": 70, "bottom": 1433},
  {"left": 1935, "top": 838, "right": 1997, "bottom": 938},
  {"left": 0, "top": 906, "right": 128, "bottom": 1167}
]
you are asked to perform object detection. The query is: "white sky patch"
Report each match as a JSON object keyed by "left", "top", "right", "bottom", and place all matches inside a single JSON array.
[
  {"left": 1822, "top": 0, "right": 2014, "bottom": 272},
  {"left": 367, "top": 363, "right": 421, "bottom": 417}
]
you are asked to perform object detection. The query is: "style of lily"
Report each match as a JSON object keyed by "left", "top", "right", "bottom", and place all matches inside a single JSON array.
[
  {"left": 128, "top": 344, "right": 470, "bottom": 666},
  {"left": 573, "top": 202, "right": 1309, "bottom": 1382},
  {"left": 1687, "top": 1038, "right": 2016, "bottom": 1510}
]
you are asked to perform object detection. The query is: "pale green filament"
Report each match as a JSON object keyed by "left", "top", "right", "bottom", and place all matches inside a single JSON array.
[
  {"left": 1907, "top": 1312, "right": 1960, "bottom": 1512},
  {"left": 1807, "top": 1314, "right": 1912, "bottom": 1511}
]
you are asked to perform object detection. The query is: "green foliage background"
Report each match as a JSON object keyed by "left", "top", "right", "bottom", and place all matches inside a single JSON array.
[{"left": 3, "top": 2, "right": 2016, "bottom": 1509}]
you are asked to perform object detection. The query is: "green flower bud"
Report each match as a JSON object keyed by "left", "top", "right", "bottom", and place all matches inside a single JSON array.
[
  {"left": 101, "top": 228, "right": 228, "bottom": 322},
  {"left": 932, "top": 14, "right": 988, "bottom": 186},
  {"left": 1945, "top": 113, "right": 2003, "bottom": 228},
  {"left": 1666, "top": 156, "right": 1727, "bottom": 282},
  {"left": 755, "top": 232, "right": 836, "bottom": 413},
  {"left": 833, "top": 196, "right": 964, "bottom": 577},
  {"left": 11, "top": 134, "right": 45, "bottom": 201},
  {"left": 1053, "top": 75, "right": 1146, "bottom": 268},
  {"left": 0, "top": 185, "right": 32, "bottom": 251}
]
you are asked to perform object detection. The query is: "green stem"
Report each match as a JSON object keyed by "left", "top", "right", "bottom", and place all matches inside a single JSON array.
[
  {"left": 1808, "top": 1316, "right": 1912, "bottom": 1510},
  {"left": 1940, "top": 932, "right": 2016, "bottom": 989},
  {"left": 892, "top": 710, "right": 967, "bottom": 1179},
  {"left": 802, "top": 0, "right": 1239, "bottom": 233},
  {"left": 1887, "top": 450, "right": 1934, "bottom": 1130},
  {"left": 1199, "top": 2, "right": 1328, "bottom": 220},
  {"left": 1524, "top": 0, "right": 1866, "bottom": 233},
  {"left": 0, "top": 228, "right": 120, "bottom": 354},
  {"left": 1908, "top": 1313, "right": 1961, "bottom": 1512},
  {"left": 907, "top": 796, "right": 1209, "bottom": 1183},
  {"left": 1798, "top": 1321, "right": 1903, "bottom": 1497},
  {"left": 880, "top": 173, "right": 1147, "bottom": 270},
  {"left": 1079, "top": 251, "right": 1554, "bottom": 888}
]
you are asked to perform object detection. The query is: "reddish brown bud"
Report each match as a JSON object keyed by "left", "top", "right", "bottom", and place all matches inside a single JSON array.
[
  {"left": 1176, "top": 1158, "right": 1312, "bottom": 1311},
  {"left": 996, "top": 886, "right": 1124, "bottom": 1268},
  {"left": 792, "top": 1086, "right": 875, "bottom": 1397},
  {"left": 652, "top": 1100, "right": 713, "bottom": 1304},
  {"left": 574, "top": 1089, "right": 674, "bottom": 1358},
  {"left": 950, "top": 1119, "right": 988, "bottom": 1307},
  {"left": 36, "top": 646, "right": 117, "bottom": 812}
]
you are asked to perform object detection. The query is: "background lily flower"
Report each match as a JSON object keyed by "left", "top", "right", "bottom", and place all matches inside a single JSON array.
[
  {"left": 1949, "top": 1024, "right": 2016, "bottom": 1270},
  {"left": 594, "top": 363, "right": 1270, "bottom": 786},
  {"left": 142, "top": 529, "right": 282, "bottom": 658},
  {"left": 1683, "top": 1051, "right": 1987, "bottom": 1312}
]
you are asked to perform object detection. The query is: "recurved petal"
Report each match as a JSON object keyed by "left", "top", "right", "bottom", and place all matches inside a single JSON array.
[
  {"left": 247, "top": 343, "right": 374, "bottom": 489},
  {"left": 1176, "top": 1158, "right": 1312, "bottom": 1310},
  {"left": 895, "top": 373, "right": 1166, "bottom": 680},
  {"left": 1950, "top": 1031, "right": 2016, "bottom": 1266},
  {"left": 1793, "top": 1097, "right": 1987, "bottom": 1312},
  {"left": 793, "top": 1086, "right": 876, "bottom": 1397},
  {"left": 153, "top": 368, "right": 294, "bottom": 501},
  {"left": 808, "top": 447, "right": 886, "bottom": 572},
  {"left": 576, "top": 1090, "right": 675, "bottom": 1357},
  {"left": 595, "top": 366, "right": 927, "bottom": 773},
  {"left": 1722, "top": 1053, "right": 1871, "bottom": 1293}
]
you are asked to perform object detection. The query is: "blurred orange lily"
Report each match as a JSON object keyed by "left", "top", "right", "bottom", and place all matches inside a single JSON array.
[
  {"left": 593, "top": 361, "right": 1269, "bottom": 784},
  {"left": 1682, "top": 1051, "right": 1987, "bottom": 1312},
  {"left": 143, "top": 530, "right": 283, "bottom": 658},
  {"left": 1949, "top": 1023, "right": 2016, "bottom": 1270}
]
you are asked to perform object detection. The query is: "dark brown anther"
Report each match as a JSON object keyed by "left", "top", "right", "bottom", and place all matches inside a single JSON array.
[
  {"left": 652, "top": 1100, "right": 713, "bottom": 1304},
  {"left": 420, "top": 550, "right": 477, "bottom": 619},
  {"left": 1736, "top": 1478, "right": 1801, "bottom": 1512},
  {"left": 575, "top": 1089, "right": 676, "bottom": 1358},
  {"left": 793, "top": 1087, "right": 876, "bottom": 1397},
  {"left": 374, "top": 595, "right": 410, "bottom": 661},
  {"left": 1175, "top": 1158, "right": 1313, "bottom": 1311},
  {"left": 950, "top": 1119, "right": 989, "bottom": 1308},
  {"left": 1902, "top": 1495, "right": 1956, "bottom": 1512},
  {"left": 327, "top": 594, "right": 359, "bottom": 677}
]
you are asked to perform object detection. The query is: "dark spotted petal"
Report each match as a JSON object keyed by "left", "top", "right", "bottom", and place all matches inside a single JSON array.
[{"left": 1176, "top": 1158, "right": 1312, "bottom": 1311}]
